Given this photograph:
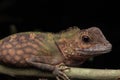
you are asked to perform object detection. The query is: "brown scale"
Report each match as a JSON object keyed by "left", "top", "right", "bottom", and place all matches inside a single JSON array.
[{"left": 0, "top": 33, "right": 44, "bottom": 67}]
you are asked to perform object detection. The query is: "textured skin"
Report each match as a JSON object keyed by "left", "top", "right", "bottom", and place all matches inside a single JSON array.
[
  {"left": 55, "top": 27, "right": 112, "bottom": 66},
  {"left": 0, "top": 32, "right": 63, "bottom": 67},
  {"left": 0, "top": 27, "right": 112, "bottom": 80}
]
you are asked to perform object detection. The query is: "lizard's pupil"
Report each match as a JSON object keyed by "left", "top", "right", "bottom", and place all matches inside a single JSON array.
[{"left": 82, "top": 35, "right": 90, "bottom": 43}]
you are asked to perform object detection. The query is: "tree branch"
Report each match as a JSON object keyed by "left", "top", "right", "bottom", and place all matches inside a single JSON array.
[{"left": 0, "top": 64, "right": 120, "bottom": 80}]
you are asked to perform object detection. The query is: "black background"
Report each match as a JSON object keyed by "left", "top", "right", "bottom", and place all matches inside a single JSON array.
[{"left": 0, "top": 0, "right": 120, "bottom": 80}]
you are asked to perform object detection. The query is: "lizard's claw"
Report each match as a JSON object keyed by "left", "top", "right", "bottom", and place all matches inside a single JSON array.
[
  {"left": 53, "top": 64, "right": 70, "bottom": 80},
  {"left": 53, "top": 67, "right": 70, "bottom": 80}
]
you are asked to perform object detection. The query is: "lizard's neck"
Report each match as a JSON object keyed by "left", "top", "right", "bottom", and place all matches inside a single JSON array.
[
  {"left": 54, "top": 27, "right": 79, "bottom": 57},
  {"left": 54, "top": 27, "right": 80, "bottom": 59},
  {"left": 55, "top": 37, "right": 90, "bottom": 66},
  {"left": 54, "top": 27, "right": 91, "bottom": 66}
]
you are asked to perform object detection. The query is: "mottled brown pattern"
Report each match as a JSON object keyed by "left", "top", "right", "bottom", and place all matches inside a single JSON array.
[
  {"left": 19, "top": 36, "right": 26, "bottom": 40},
  {"left": 0, "top": 33, "right": 39, "bottom": 66},
  {"left": 5, "top": 44, "right": 12, "bottom": 48},
  {"left": 12, "top": 41, "right": 18, "bottom": 45},
  {"left": 16, "top": 50, "right": 24, "bottom": 55},
  {"left": 24, "top": 47, "right": 33, "bottom": 53},
  {"left": 16, "top": 44, "right": 22, "bottom": 48},
  {"left": 19, "top": 36, "right": 27, "bottom": 42},
  {"left": 32, "top": 43, "right": 39, "bottom": 49},
  {"left": 27, "top": 42, "right": 32, "bottom": 46},
  {"left": 8, "top": 49, "right": 15, "bottom": 56},
  {"left": 32, "top": 49, "right": 38, "bottom": 55},
  {"left": 6, "top": 55, "right": 11, "bottom": 61},
  {"left": 24, "top": 54, "right": 30, "bottom": 59},
  {"left": 21, "top": 43, "right": 27, "bottom": 47},
  {"left": 14, "top": 55, "right": 21, "bottom": 61},
  {"left": 2, "top": 50, "right": 7, "bottom": 56},
  {"left": 1, "top": 45, "right": 5, "bottom": 49}
]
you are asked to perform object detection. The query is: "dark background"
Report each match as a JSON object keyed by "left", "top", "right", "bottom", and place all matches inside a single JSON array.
[{"left": 0, "top": 0, "right": 119, "bottom": 80}]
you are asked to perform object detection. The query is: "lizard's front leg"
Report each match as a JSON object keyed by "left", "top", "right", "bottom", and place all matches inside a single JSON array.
[{"left": 26, "top": 56, "right": 70, "bottom": 80}]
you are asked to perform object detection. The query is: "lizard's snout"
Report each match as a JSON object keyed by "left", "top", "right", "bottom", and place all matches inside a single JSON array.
[
  {"left": 94, "top": 43, "right": 112, "bottom": 53},
  {"left": 75, "top": 42, "right": 112, "bottom": 55}
]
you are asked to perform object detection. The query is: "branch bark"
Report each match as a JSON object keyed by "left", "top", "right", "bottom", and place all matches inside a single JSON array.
[{"left": 0, "top": 64, "right": 120, "bottom": 80}]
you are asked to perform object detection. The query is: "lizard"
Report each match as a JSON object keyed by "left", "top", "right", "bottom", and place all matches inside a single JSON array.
[{"left": 0, "top": 27, "right": 112, "bottom": 80}]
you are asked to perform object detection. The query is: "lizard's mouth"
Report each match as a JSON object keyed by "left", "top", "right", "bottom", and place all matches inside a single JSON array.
[{"left": 75, "top": 43, "right": 112, "bottom": 56}]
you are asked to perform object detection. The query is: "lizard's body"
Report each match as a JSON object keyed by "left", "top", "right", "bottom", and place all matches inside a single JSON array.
[
  {"left": 0, "top": 32, "right": 63, "bottom": 67},
  {"left": 0, "top": 27, "right": 112, "bottom": 80}
]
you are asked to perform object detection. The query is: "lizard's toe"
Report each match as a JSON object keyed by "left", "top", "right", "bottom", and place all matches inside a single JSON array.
[{"left": 53, "top": 67, "right": 70, "bottom": 80}]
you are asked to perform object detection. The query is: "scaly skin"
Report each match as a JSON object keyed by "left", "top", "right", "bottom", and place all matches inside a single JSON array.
[
  {"left": 0, "top": 32, "right": 63, "bottom": 67},
  {"left": 0, "top": 27, "right": 112, "bottom": 80}
]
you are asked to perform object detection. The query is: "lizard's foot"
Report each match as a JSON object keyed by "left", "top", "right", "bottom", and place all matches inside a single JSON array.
[{"left": 53, "top": 63, "right": 70, "bottom": 80}]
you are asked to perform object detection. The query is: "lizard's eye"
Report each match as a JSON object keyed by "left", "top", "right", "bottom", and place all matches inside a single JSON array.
[{"left": 82, "top": 35, "right": 90, "bottom": 43}]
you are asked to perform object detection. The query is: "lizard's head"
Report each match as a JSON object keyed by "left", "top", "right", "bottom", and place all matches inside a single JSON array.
[
  {"left": 75, "top": 27, "right": 112, "bottom": 56},
  {"left": 57, "top": 27, "right": 112, "bottom": 65}
]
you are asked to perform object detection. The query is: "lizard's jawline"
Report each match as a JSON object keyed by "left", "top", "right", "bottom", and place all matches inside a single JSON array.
[
  {"left": 76, "top": 49, "right": 111, "bottom": 55},
  {"left": 76, "top": 44, "right": 112, "bottom": 55}
]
